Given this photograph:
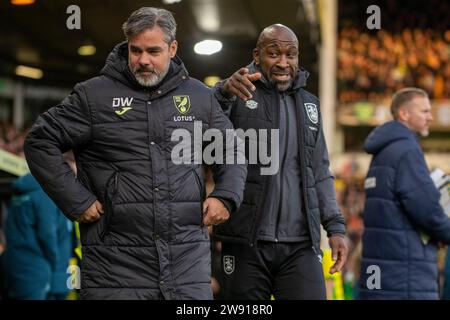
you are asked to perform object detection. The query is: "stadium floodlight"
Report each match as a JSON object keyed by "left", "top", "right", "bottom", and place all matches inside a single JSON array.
[
  {"left": 162, "top": 0, "right": 182, "bottom": 4},
  {"left": 15, "top": 65, "right": 43, "bottom": 79},
  {"left": 78, "top": 45, "right": 96, "bottom": 56},
  {"left": 194, "top": 40, "right": 222, "bottom": 55},
  {"left": 11, "top": 0, "right": 35, "bottom": 5}
]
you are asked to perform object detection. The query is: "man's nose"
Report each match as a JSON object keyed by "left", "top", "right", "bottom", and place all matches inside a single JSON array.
[
  {"left": 276, "top": 55, "right": 289, "bottom": 68},
  {"left": 138, "top": 52, "right": 152, "bottom": 66}
]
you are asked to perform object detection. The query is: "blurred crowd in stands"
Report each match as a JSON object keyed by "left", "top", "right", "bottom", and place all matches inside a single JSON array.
[
  {"left": 0, "top": 123, "right": 28, "bottom": 157},
  {"left": 338, "top": 0, "right": 450, "bottom": 104},
  {"left": 335, "top": 177, "right": 365, "bottom": 298}
]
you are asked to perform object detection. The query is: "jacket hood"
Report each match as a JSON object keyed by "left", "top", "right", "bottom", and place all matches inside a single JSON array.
[
  {"left": 247, "top": 61, "right": 309, "bottom": 92},
  {"left": 100, "top": 41, "right": 189, "bottom": 92},
  {"left": 12, "top": 173, "right": 41, "bottom": 194},
  {"left": 364, "top": 120, "right": 418, "bottom": 155}
]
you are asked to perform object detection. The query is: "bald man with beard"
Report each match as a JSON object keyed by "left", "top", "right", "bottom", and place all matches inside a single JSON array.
[{"left": 213, "top": 24, "right": 348, "bottom": 300}]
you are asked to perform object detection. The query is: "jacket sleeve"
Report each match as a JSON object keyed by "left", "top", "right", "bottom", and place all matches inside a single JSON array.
[
  {"left": 212, "top": 80, "right": 236, "bottom": 117},
  {"left": 24, "top": 83, "right": 97, "bottom": 221},
  {"left": 206, "top": 93, "right": 247, "bottom": 213},
  {"left": 312, "top": 105, "right": 346, "bottom": 237},
  {"left": 396, "top": 148, "right": 450, "bottom": 244}
]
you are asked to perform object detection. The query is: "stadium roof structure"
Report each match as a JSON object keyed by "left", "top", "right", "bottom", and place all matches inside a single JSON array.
[{"left": 0, "top": 0, "right": 319, "bottom": 89}]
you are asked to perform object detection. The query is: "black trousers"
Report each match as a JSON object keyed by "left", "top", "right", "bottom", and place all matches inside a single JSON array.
[{"left": 221, "top": 241, "right": 326, "bottom": 300}]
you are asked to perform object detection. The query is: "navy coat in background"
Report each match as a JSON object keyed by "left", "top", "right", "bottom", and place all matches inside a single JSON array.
[{"left": 359, "top": 121, "right": 450, "bottom": 299}]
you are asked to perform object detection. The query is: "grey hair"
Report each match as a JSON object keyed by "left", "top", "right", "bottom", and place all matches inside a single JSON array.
[
  {"left": 390, "top": 87, "right": 428, "bottom": 120},
  {"left": 122, "top": 7, "right": 176, "bottom": 43}
]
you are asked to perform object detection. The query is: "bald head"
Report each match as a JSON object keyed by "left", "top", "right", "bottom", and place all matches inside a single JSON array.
[
  {"left": 253, "top": 24, "right": 299, "bottom": 92},
  {"left": 256, "top": 24, "right": 298, "bottom": 49}
]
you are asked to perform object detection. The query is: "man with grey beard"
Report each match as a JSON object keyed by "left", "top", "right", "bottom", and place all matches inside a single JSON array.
[{"left": 24, "top": 7, "right": 247, "bottom": 300}]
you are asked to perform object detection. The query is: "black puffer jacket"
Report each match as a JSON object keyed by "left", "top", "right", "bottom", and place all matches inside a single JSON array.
[{"left": 24, "top": 42, "right": 247, "bottom": 300}]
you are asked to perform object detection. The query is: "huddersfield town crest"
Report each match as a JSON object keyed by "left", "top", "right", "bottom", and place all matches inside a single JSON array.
[
  {"left": 223, "top": 255, "right": 235, "bottom": 275},
  {"left": 245, "top": 99, "right": 258, "bottom": 110},
  {"left": 304, "top": 103, "right": 318, "bottom": 124},
  {"left": 173, "top": 95, "right": 191, "bottom": 114}
]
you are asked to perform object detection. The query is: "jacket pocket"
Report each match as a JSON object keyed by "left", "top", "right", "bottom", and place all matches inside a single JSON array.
[
  {"left": 193, "top": 168, "right": 206, "bottom": 227},
  {"left": 100, "top": 171, "right": 120, "bottom": 240}
]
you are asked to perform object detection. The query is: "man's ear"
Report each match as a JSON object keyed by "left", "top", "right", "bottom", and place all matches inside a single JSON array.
[
  {"left": 397, "top": 106, "right": 410, "bottom": 122},
  {"left": 169, "top": 40, "right": 178, "bottom": 58},
  {"left": 253, "top": 48, "right": 260, "bottom": 65}
]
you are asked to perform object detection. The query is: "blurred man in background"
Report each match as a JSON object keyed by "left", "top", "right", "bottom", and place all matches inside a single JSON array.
[
  {"left": 1, "top": 152, "right": 74, "bottom": 300},
  {"left": 360, "top": 87, "right": 450, "bottom": 299}
]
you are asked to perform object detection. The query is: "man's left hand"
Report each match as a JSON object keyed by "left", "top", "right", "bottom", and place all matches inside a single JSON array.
[
  {"left": 329, "top": 235, "right": 349, "bottom": 274},
  {"left": 202, "top": 198, "right": 230, "bottom": 226}
]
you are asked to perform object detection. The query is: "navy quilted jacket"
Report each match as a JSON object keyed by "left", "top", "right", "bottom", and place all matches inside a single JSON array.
[{"left": 359, "top": 121, "right": 450, "bottom": 299}]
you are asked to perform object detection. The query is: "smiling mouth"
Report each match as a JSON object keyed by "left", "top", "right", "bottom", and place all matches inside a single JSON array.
[{"left": 272, "top": 74, "right": 291, "bottom": 81}]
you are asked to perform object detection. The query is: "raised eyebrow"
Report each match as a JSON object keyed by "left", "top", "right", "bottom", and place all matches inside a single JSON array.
[
  {"left": 286, "top": 46, "right": 299, "bottom": 52},
  {"left": 145, "top": 46, "right": 164, "bottom": 52},
  {"left": 266, "top": 45, "right": 298, "bottom": 53},
  {"left": 130, "top": 45, "right": 142, "bottom": 51},
  {"left": 266, "top": 47, "right": 281, "bottom": 54},
  {"left": 264, "top": 43, "right": 281, "bottom": 50},
  {"left": 129, "top": 45, "right": 163, "bottom": 52}
]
